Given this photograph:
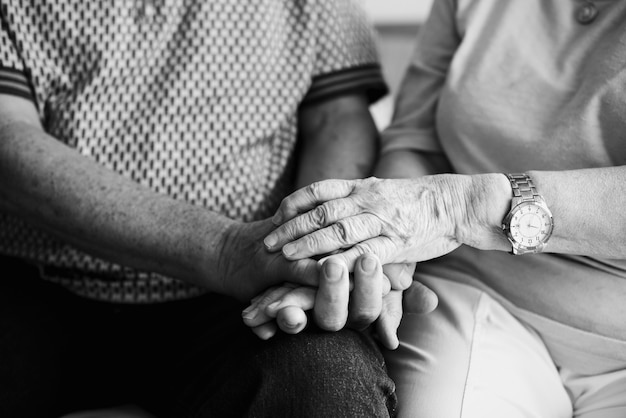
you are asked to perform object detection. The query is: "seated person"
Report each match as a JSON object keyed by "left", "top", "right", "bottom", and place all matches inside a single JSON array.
[
  {"left": 0, "top": 1, "right": 428, "bottom": 416},
  {"left": 255, "top": 0, "right": 626, "bottom": 416}
]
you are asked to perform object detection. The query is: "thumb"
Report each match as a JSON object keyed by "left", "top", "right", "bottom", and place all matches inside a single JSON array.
[{"left": 403, "top": 280, "right": 438, "bottom": 314}]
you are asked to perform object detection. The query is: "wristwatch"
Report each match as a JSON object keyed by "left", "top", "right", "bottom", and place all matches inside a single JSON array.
[{"left": 501, "top": 173, "right": 554, "bottom": 255}]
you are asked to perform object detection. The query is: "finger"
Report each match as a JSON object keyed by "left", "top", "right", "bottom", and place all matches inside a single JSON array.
[
  {"left": 271, "top": 179, "right": 356, "bottom": 225},
  {"left": 268, "top": 256, "right": 321, "bottom": 289},
  {"left": 242, "top": 285, "right": 281, "bottom": 325},
  {"left": 314, "top": 259, "right": 350, "bottom": 331},
  {"left": 265, "top": 286, "right": 317, "bottom": 316},
  {"left": 348, "top": 254, "right": 383, "bottom": 330},
  {"left": 249, "top": 292, "right": 265, "bottom": 306},
  {"left": 403, "top": 280, "right": 439, "bottom": 314},
  {"left": 375, "top": 290, "right": 403, "bottom": 350},
  {"left": 280, "top": 213, "right": 382, "bottom": 260},
  {"left": 318, "top": 236, "right": 397, "bottom": 273},
  {"left": 251, "top": 322, "right": 279, "bottom": 340},
  {"left": 382, "top": 275, "right": 391, "bottom": 296},
  {"left": 277, "top": 306, "right": 308, "bottom": 334},
  {"left": 243, "top": 285, "right": 295, "bottom": 327},
  {"left": 264, "top": 197, "right": 359, "bottom": 252},
  {"left": 382, "top": 263, "right": 415, "bottom": 291}
]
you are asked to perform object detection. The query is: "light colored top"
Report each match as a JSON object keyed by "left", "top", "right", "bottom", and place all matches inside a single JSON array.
[
  {"left": 0, "top": 0, "right": 386, "bottom": 303},
  {"left": 381, "top": 0, "right": 626, "bottom": 338}
]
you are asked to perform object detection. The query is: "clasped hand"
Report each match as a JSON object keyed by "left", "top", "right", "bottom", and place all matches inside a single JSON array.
[
  {"left": 218, "top": 218, "right": 434, "bottom": 349},
  {"left": 242, "top": 256, "right": 437, "bottom": 349},
  {"left": 238, "top": 176, "right": 472, "bottom": 348},
  {"left": 264, "top": 176, "right": 469, "bottom": 267}
]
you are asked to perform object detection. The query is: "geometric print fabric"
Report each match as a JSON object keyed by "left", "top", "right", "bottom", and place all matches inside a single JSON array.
[{"left": 0, "top": 0, "right": 387, "bottom": 302}]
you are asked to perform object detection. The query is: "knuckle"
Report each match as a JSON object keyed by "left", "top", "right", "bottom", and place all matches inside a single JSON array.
[
  {"left": 310, "top": 205, "right": 327, "bottom": 228},
  {"left": 333, "top": 220, "right": 350, "bottom": 243},
  {"left": 307, "top": 181, "right": 324, "bottom": 200},
  {"left": 280, "top": 223, "right": 298, "bottom": 241},
  {"left": 288, "top": 217, "right": 307, "bottom": 235},
  {"left": 281, "top": 198, "right": 297, "bottom": 216},
  {"left": 353, "top": 242, "right": 372, "bottom": 257},
  {"left": 303, "top": 234, "right": 322, "bottom": 253},
  {"left": 327, "top": 199, "right": 349, "bottom": 218}
]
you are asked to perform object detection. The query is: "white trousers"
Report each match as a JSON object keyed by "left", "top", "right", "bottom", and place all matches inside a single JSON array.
[{"left": 385, "top": 276, "right": 626, "bottom": 418}]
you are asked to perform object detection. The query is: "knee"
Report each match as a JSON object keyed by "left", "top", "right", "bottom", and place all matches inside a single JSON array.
[
  {"left": 264, "top": 328, "right": 382, "bottom": 377},
  {"left": 250, "top": 328, "right": 397, "bottom": 416}
]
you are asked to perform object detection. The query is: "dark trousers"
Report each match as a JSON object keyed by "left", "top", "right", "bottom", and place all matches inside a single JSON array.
[{"left": 0, "top": 257, "right": 397, "bottom": 418}]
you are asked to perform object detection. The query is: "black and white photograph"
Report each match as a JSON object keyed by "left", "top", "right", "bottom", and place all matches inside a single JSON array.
[{"left": 1, "top": 0, "right": 625, "bottom": 416}]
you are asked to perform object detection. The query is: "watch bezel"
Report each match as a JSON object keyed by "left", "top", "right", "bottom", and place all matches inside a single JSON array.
[{"left": 502, "top": 200, "right": 554, "bottom": 254}]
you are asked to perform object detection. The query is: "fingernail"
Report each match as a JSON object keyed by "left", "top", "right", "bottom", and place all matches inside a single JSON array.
[
  {"left": 272, "top": 212, "right": 283, "bottom": 225},
  {"left": 361, "top": 256, "right": 376, "bottom": 272},
  {"left": 282, "top": 318, "right": 300, "bottom": 329},
  {"left": 264, "top": 235, "right": 277, "bottom": 249},
  {"left": 242, "top": 307, "right": 258, "bottom": 320},
  {"left": 324, "top": 261, "right": 343, "bottom": 281},
  {"left": 283, "top": 244, "right": 296, "bottom": 257}
]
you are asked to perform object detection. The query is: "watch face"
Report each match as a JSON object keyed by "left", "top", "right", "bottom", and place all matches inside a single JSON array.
[{"left": 508, "top": 202, "right": 553, "bottom": 248}]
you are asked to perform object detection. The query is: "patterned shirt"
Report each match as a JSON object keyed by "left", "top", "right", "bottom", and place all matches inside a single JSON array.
[{"left": 0, "top": 0, "right": 387, "bottom": 303}]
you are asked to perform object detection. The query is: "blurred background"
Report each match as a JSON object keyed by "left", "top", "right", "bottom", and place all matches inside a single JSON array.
[{"left": 362, "top": 0, "right": 434, "bottom": 129}]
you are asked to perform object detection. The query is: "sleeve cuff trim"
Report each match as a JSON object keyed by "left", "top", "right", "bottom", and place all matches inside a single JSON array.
[
  {"left": 303, "top": 64, "right": 389, "bottom": 105},
  {"left": 0, "top": 67, "right": 33, "bottom": 101}
]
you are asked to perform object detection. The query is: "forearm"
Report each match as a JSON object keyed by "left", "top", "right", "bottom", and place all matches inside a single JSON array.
[
  {"left": 295, "top": 94, "right": 378, "bottom": 188},
  {"left": 0, "top": 120, "right": 234, "bottom": 291},
  {"left": 528, "top": 167, "right": 626, "bottom": 257},
  {"left": 374, "top": 149, "right": 452, "bottom": 179},
  {"left": 459, "top": 166, "right": 626, "bottom": 258}
]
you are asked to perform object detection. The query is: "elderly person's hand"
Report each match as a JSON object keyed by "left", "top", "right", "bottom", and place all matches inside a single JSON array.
[
  {"left": 242, "top": 256, "right": 438, "bottom": 350},
  {"left": 216, "top": 218, "right": 321, "bottom": 301},
  {"left": 263, "top": 175, "right": 508, "bottom": 268}
]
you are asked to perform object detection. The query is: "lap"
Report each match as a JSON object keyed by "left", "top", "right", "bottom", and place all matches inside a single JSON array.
[
  {"left": 385, "top": 276, "right": 572, "bottom": 418},
  {"left": 0, "top": 256, "right": 395, "bottom": 418}
]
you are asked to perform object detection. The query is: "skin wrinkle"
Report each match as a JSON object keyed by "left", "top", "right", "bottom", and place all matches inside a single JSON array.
[
  {"left": 379, "top": 180, "right": 437, "bottom": 245},
  {"left": 327, "top": 198, "right": 350, "bottom": 225},
  {"left": 303, "top": 232, "right": 324, "bottom": 254},
  {"left": 334, "top": 220, "right": 349, "bottom": 244},
  {"left": 456, "top": 174, "right": 511, "bottom": 251},
  {"left": 271, "top": 174, "right": 488, "bottom": 267},
  {"left": 436, "top": 175, "right": 467, "bottom": 244},
  {"left": 312, "top": 205, "right": 327, "bottom": 228},
  {"left": 308, "top": 181, "right": 326, "bottom": 204}
]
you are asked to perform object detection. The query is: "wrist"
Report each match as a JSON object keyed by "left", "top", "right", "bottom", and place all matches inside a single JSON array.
[
  {"left": 456, "top": 173, "right": 511, "bottom": 251},
  {"left": 178, "top": 211, "right": 238, "bottom": 294}
]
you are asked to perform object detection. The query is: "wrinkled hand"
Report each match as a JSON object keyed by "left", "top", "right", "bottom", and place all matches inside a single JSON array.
[
  {"left": 263, "top": 176, "right": 471, "bottom": 269},
  {"left": 217, "top": 218, "right": 320, "bottom": 301},
  {"left": 242, "top": 256, "right": 438, "bottom": 349}
]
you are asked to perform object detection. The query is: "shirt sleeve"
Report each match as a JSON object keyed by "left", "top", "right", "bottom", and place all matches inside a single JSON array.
[
  {"left": 380, "top": 0, "right": 459, "bottom": 155},
  {"left": 0, "top": 10, "right": 33, "bottom": 101},
  {"left": 302, "top": 0, "right": 388, "bottom": 106}
]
